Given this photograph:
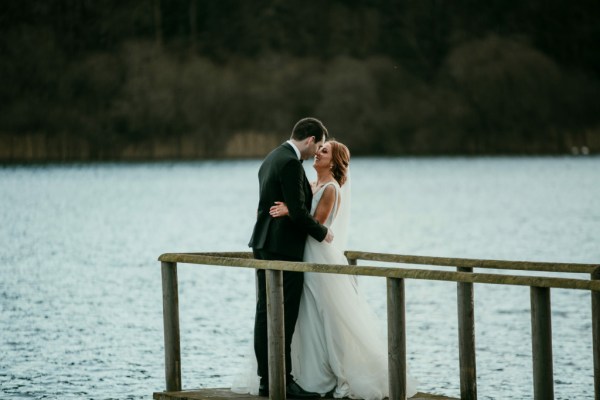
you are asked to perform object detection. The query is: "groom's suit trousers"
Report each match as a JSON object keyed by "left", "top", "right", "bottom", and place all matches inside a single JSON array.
[{"left": 253, "top": 248, "right": 304, "bottom": 386}]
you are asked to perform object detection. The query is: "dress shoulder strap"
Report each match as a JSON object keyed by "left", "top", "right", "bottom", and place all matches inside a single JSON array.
[
  {"left": 321, "top": 181, "right": 339, "bottom": 190},
  {"left": 321, "top": 181, "right": 341, "bottom": 220}
]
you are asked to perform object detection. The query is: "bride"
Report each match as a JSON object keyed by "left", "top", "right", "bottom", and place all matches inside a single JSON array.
[{"left": 269, "top": 140, "right": 417, "bottom": 400}]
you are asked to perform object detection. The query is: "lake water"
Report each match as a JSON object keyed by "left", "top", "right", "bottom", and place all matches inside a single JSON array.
[{"left": 0, "top": 157, "right": 598, "bottom": 400}]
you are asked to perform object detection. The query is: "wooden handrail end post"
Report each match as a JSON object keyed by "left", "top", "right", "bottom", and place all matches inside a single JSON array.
[
  {"left": 530, "top": 286, "right": 554, "bottom": 400},
  {"left": 266, "top": 269, "right": 286, "bottom": 400},
  {"left": 591, "top": 267, "right": 600, "bottom": 400},
  {"left": 387, "top": 277, "right": 406, "bottom": 400},
  {"left": 161, "top": 261, "right": 182, "bottom": 392},
  {"left": 457, "top": 267, "right": 477, "bottom": 400}
]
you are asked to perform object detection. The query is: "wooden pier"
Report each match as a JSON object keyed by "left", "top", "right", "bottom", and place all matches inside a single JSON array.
[
  {"left": 156, "top": 251, "right": 600, "bottom": 400},
  {"left": 153, "top": 388, "right": 458, "bottom": 400}
]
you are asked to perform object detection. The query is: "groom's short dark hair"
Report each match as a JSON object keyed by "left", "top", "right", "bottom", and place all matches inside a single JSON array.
[{"left": 291, "top": 117, "right": 328, "bottom": 142}]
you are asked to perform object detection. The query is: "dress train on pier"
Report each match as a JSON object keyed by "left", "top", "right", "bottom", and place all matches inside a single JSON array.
[{"left": 289, "top": 182, "right": 418, "bottom": 400}]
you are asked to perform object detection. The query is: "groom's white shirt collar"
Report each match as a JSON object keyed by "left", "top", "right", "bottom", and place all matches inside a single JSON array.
[{"left": 286, "top": 140, "right": 301, "bottom": 160}]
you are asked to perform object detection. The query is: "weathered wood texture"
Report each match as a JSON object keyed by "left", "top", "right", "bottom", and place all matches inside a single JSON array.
[
  {"left": 152, "top": 388, "right": 458, "bottom": 400},
  {"left": 158, "top": 253, "right": 600, "bottom": 291},
  {"left": 344, "top": 251, "right": 599, "bottom": 274},
  {"left": 161, "top": 261, "right": 182, "bottom": 392},
  {"left": 592, "top": 267, "right": 600, "bottom": 400},
  {"left": 530, "top": 287, "right": 554, "bottom": 400},
  {"left": 457, "top": 267, "right": 477, "bottom": 400},
  {"left": 157, "top": 252, "right": 598, "bottom": 399},
  {"left": 266, "top": 270, "right": 286, "bottom": 400},
  {"left": 387, "top": 278, "right": 407, "bottom": 400}
]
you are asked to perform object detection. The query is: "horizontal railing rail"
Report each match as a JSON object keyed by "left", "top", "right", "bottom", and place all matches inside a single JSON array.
[
  {"left": 158, "top": 252, "right": 600, "bottom": 291},
  {"left": 344, "top": 250, "right": 599, "bottom": 274},
  {"left": 158, "top": 251, "right": 600, "bottom": 400},
  {"left": 159, "top": 251, "right": 600, "bottom": 274}
]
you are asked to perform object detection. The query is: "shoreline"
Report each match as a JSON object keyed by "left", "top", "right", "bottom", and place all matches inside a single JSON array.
[
  {"left": 1, "top": 152, "right": 598, "bottom": 166},
  {"left": 2, "top": 131, "right": 598, "bottom": 164}
]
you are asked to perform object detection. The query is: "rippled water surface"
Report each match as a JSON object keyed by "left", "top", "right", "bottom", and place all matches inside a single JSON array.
[{"left": 1, "top": 157, "right": 598, "bottom": 399}]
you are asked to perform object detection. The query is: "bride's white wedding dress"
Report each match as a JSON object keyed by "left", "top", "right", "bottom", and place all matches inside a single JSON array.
[
  {"left": 290, "top": 181, "right": 417, "bottom": 400},
  {"left": 232, "top": 178, "right": 417, "bottom": 399}
]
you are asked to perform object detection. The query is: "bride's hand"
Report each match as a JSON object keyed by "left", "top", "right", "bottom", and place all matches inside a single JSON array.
[{"left": 270, "top": 201, "right": 289, "bottom": 218}]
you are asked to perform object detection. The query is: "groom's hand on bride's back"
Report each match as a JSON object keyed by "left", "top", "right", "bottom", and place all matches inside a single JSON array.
[
  {"left": 269, "top": 201, "right": 333, "bottom": 243},
  {"left": 269, "top": 201, "right": 289, "bottom": 218}
]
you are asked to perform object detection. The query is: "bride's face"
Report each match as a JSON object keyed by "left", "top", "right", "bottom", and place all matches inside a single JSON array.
[{"left": 313, "top": 142, "right": 333, "bottom": 171}]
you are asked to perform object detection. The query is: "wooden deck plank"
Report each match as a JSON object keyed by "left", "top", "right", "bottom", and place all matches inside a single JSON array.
[{"left": 152, "top": 388, "right": 458, "bottom": 400}]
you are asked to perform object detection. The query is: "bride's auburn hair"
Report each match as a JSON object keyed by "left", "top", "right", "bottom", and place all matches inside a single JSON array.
[{"left": 329, "top": 140, "right": 350, "bottom": 187}]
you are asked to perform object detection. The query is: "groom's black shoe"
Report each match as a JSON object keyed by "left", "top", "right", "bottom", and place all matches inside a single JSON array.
[
  {"left": 258, "top": 381, "right": 319, "bottom": 398},
  {"left": 286, "top": 381, "right": 320, "bottom": 399},
  {"left": 258, "top": 383, "right": 269, "bottom": 397}
]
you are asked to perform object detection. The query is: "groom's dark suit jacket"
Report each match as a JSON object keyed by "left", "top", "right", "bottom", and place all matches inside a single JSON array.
[{"left": 249, "top": 142, "right": 328, "bottom": 260}]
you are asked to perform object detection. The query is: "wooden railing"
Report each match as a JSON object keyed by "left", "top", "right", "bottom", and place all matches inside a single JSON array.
[{"left": 158, "top": 251, "right": 600, "bottom": 400}]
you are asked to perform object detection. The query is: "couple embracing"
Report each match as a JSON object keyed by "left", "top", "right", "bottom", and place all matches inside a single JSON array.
[{"left": 236, "top": 118, "right": 417, "bottom": 400}]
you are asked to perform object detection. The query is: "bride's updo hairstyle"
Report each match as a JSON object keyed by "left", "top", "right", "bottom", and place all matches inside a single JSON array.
[{"left": 329, "top": 140, "right": 350, "bottom": 187}]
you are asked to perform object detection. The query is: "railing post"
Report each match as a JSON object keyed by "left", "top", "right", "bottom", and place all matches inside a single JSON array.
[
  {"left": 592, "top": 267, "right": 600, "bottom": 400},
  {"left": 161, "top": 261, "right": 181, "bottom": 392},
  {"left": 347, "top": 257, "right": 357, "bottom": 266},
  {"left": 457, "top": 267, "right": 477, "bottom": 400},
  {"left": 266, "top": 269, "right": 286, "bottom": 400},
  {"left": 387, "top": 277, "right": 407, "bottom": 400},
  {"left": 530, "top": 286, "right": 554, "bottom": 400}
]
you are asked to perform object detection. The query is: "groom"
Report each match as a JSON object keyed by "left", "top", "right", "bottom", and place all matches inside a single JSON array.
[{"left": 249, "top": 117, "right": 333, "bottom": 398}]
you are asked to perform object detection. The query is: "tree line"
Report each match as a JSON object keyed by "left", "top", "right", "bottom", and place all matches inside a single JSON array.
[{"left": 1, "top": 0, "right": 599, "bottom": 161}]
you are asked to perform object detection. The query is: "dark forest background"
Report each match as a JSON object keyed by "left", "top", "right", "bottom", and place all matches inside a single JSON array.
[{"left": 1, "top": 1, "right": 599, "bottom": 161}]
